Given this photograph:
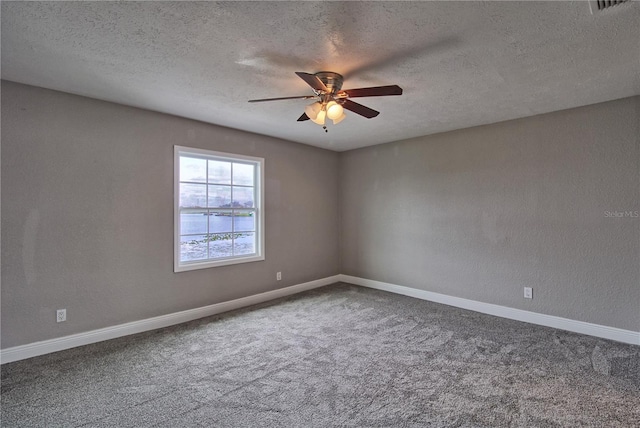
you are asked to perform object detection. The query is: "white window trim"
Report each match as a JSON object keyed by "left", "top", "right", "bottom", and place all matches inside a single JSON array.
[{"left": 174, "top": 146, "right": 265, "bottom": 272}]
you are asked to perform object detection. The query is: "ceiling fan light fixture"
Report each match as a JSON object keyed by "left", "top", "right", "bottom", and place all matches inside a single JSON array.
[
  {"left": 304, "top": 102, "right": 322, "bottom": 120},
  {"left": 332, "top": 112, "right": 346, "bottom": 125},
  {"left": 310, "top": 109, "right": 326, "bottom": 125},
  {"left": 326, "top": 101, "right": 344, "bottom": 120}
]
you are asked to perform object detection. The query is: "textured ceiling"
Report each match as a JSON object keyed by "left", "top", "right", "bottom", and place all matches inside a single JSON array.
[{"left": 2, "top": 1, "right": 639, "bottom": 151}]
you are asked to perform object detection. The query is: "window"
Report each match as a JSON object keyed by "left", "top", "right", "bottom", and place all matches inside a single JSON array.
[{"left": 174, "top": 146, "right": 264, "bottom": 272}]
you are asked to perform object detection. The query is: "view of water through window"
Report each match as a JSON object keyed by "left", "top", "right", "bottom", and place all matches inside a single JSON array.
[{"left": 180, "top": 213, "right": 255, "bottom": 261}]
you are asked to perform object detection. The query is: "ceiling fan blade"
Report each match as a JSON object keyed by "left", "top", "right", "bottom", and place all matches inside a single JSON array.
[
  {"left": 341, "top": 99, "right": 379, "bottom": 119},
  {"left": 295, "top": 72, "right": 328, "bottom": 93},
  {"left": 297, "top": 113, "right": 310, "bottom": 121},
  {"left": 248, "top": 95, "right": 316, "bottom": 103},
  {"left": 341, "top": 85, "right": 403, "bottom": 98}
]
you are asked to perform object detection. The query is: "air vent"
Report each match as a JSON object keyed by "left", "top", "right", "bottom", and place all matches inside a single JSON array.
[{"left": 589, "top": 0, "right": 629, "bottom": 13}]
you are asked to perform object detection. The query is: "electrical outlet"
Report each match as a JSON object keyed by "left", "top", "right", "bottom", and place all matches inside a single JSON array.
[
  {"left": 276, "top": 272, "right": 282, "bottom": 281},
  {"left": 523, "top": 287, "right": 533, "bottom": 299},
  {"left": 56, "top": 309, "right": 67, "bottom": 323}
]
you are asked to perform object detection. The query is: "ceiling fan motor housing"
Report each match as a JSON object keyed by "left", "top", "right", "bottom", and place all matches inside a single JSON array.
[{"left": 314, "top": 72, "right": 344, "bottom": 94}]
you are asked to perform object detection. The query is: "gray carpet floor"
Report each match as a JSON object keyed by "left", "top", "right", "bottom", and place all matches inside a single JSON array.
[{"left": 1, "top": 283, "right": 639, "bottom": 427}]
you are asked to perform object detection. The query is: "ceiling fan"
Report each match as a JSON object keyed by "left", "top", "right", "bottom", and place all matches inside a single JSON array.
[{"left": 248, "top": 71, "right": 402, "bottom": 129}]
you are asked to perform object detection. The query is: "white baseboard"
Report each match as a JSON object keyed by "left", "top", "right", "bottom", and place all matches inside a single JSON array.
[
  {"left": 3, "top": 273, "right": 637, "bottom": 364},
  {"left": 0, "top": 275, "right": 341, "bottom": 364},
  {"left": 339, "top": 275, "right": 640, "bottom": 346}
]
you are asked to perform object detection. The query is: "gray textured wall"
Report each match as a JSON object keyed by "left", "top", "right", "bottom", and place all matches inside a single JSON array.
[
  {"left": 1, "top": 81, "right": 340, "bottom": 348},
  {"left": 2, "top": 82, "right": 638, "bottom": 351},
  {"left": 340, "top": 96, "right": 639, "bottom": 331}
]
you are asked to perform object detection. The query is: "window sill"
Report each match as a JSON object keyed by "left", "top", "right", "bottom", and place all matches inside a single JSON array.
[{"left": 174, "top": 254, "right": 265, "bottom": 272}]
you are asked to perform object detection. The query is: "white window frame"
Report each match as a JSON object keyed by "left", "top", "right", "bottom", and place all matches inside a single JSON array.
[{"left": 174, "top": 146, "right": 265, "bottom": 272}]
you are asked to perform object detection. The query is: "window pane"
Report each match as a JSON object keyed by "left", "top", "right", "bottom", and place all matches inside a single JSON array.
[
  {"left": 180, "top": 157, "right": 207, "bottom": 183},
  {"left": 180, "top": 183, "right": 207, "bottom": 208},
  {"left": 208, "top": 185, "right": 231, "bottom": 208},
  {"left": 180, "top": 211, "right": 208, "bottom": 235},
  {"left": 180, "top": 234, "right": 208, "bottom": 262},
  {"left": 209, "top": 211, "right": 233, "bottom": 233},
  {"left": 233, "top": 163, "right": 254, "bottom": 186},
  {"left": 232, "top": 187, "right": 254, "bottom": 208},
  {"left": 209, "top": 235, "right": 233, "bottom": 258},
  {"left": 234, "top": 232, "right": 256, "bottom": 255},
  {"left": 208, "top": 160, "right": 231, "bottom": 184},
  {"left": 234, "top": 213, "right": 255, "bottom": 232}
]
